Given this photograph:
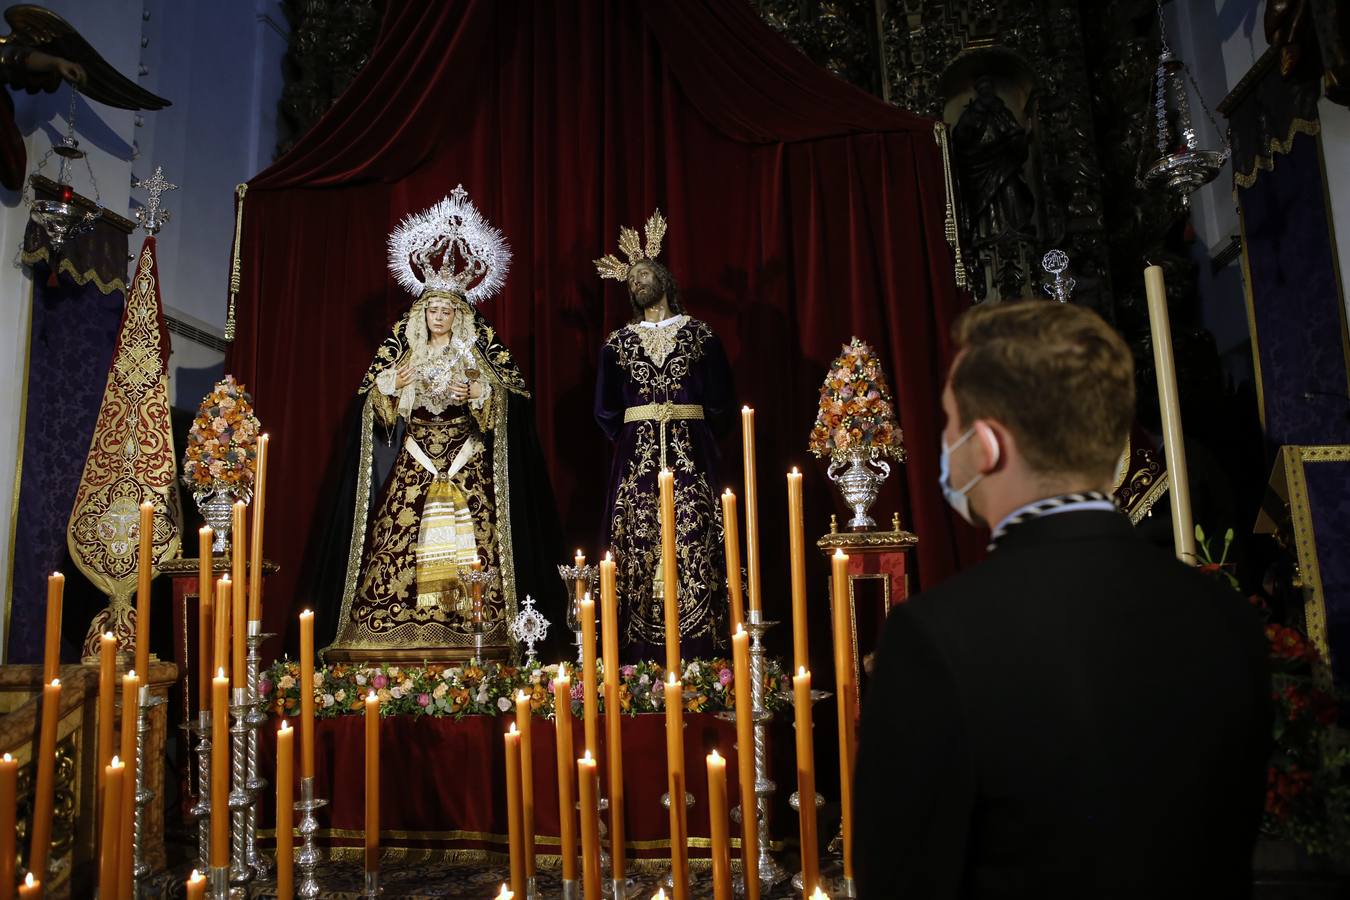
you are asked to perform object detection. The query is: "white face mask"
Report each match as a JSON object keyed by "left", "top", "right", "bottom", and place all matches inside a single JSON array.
[{"left": 939, "top": 425, "right": 995, "bottom": 525}]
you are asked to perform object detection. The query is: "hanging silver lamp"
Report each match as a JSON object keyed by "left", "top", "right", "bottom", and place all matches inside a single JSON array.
[{"left": 1136, "top": 1, "right": 1230, "bottom": 207}]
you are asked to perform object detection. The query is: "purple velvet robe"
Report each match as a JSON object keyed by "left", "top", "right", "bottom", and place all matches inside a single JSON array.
[{"left": 595, "top": 315, "right": 735, "bottom": 663}]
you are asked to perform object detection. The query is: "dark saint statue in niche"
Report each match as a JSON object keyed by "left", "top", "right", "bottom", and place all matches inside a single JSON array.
[{"left": 953, "top": 75, "right": 1037, "bottom": 247}]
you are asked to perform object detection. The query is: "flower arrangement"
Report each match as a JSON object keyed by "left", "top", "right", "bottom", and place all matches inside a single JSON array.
[
  {"left": 261, "top": 657, "right": 793, "bottom": 722},
  {"left": 807, "top": 337, "right": 904, "bottom": 460},
  {"left": 182, "top": 375, "right": 261, "bottom": 501},
  {"left": 1196, "top": 526, "right": 1350, "bottom": 860}
]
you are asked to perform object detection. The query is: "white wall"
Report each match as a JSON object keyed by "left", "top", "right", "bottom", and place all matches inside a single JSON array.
[{"left": 0, "top": 0, "right": 285, "bottom": 655}]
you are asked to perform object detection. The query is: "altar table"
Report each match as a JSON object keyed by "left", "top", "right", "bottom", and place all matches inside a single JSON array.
[{"left": 255, "top": 712, "right": 801, "bottom": 866}]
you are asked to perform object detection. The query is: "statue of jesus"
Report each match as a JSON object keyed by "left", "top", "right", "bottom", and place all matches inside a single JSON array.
[{"left": 594, "top": 211, "right": 735, "bottom": 662}]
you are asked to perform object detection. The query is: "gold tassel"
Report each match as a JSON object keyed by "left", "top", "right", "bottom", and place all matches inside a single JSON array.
[
  {"left": 932, "top": 122, "right": 968, "bottom": 290},
  {"left": 226, "top": 182, "right": 248, "bottom": 341}
]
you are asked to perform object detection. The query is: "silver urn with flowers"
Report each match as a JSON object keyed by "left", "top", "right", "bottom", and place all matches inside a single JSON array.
[
  {"left": 181, "top": 375, "right": 261, "bottom": 553},
  {"left": 808, "top": 337, "right": 905, "bottom": 530}
]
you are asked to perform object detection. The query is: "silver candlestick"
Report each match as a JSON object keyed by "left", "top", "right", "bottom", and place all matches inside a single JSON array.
[
  {"left": 789, "top": 789, "right": 827, "bottom": 894},
  {"left": 245, "top": 623, "right": 274, "bottom": 880},
  {"left": 660, "top": 789, "right": 696, "bottom": 892},
  {"left": 133, "top": 685, "right": 163, "bottom": 892},
  {"left": 295, "top": 774, "right": 328, "bottom": 898},
  {"left": 787, "top": 684, "right": 832, "bottom": 896},
  {"left": 209, "top": 863, "right": 230, "bottom": 899},
  {"left": 732, "top": 611, "right": 791, "bottom": 893},
  {"left": 190, "top": 710, "right": 212, "bottom": 870},
  {"left": 228, "top": 688, "right": 254, "bottom": 887},
  {"left": 364, "top": 868, "right": 380, "bottom": 897}
]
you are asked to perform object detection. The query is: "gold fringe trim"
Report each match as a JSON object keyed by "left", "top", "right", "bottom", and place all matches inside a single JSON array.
[
  {"left": 226, "top": 182, "right": 248, "bottom": 342},
  {"left": 316, "top": 845, "right": 734, "bottom": 873},
  {"left": 19, "top": 247, "right": 127, "bottom": 296},
  {"left": 1234, "top": 117, "right": 1321, "bottom": 190},
  {"left": 933, "top": 121, "right": 968, "bottom": 290}
]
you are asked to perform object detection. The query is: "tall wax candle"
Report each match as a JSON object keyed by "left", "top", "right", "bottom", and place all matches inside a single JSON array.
[
  {"left": 707, "top": 750, "right": 732, "bottom": 900},
  {"left": 198, "top": 528, "right": 213, "bottom": 716},
  {"left": 577, "top": 752, "right": 601, "bottom": 900},
  {"left": 793, "top": 668, "right": 819, "bottom": 897},
  {"left": 658, "top": 469, "right": 681, "bottom": 674},
  {"left": 0, "top": 753, "right": 15, "bottom": 900},
  {"left": 118, "top": 670, "right": 139, "bottom": 895},
  {"left": 787, "top": 469, "right": 809, "bottom": 674},
  {"left": 830, "top": 550, "right": 856, "bottom": 882},
  {"left": 720, "top": 490, "right": 745, "bottom": 633},
  {"left": 665, "top": 675, "right": 689, "bottom": 900},
  {"left": 27, "top": 679, "right": 60, "bottom": 884},
  {"left": 249, "top": 434, "right": 268, "bottom": 621},
  {"left": 514, "top": 692, "right": 536, "bottom": 879},
  {"left": 365, "top": 691, "right": 380, "bottom": 874},
  {"left": 741, "top": 407, "right": 762, "bottom": 615},
  {"left": 299, "top": 609, "right": 316, "bottom": 778},
  {"left": 599, "top": 554, "right": 626, "bottom": 882},
  {"left": 232, "top": 536, "right": 247, "bottom": 689},
  {"left": 213, "top": 576, "right": 231, "bottom": 676},
  {"left": 211, "top": 670, "right": 229, "bottom": 867},
  {"left": 136, "top": 501, "right": 153, "bottom": 679},
  {"left": 1144, "top": 265, "right": 1197, "bottom": 563},
  {"left": 42, "top": 572, "right": 63, "bottom": 684},
  {"left": 96, "top": 633, "right": 116, "bottom": 794},
  {"left": 98, "top": 757, "right": 124, "bottom": 899},
  {"left": 276, "top": 721, "right": 294, "bottom": 900},
  {"left": 553, "top": 670, "right": 578, "bottom": 882},
  {"left": 574, "top": 550, "right": 586, "bottom": 601},
  {"left": 579, "top": 594, "right": 599, "bottom": 757},
  {"left": 185, "top": 870, "right": 206, "bottom": 900},
  {"left": 504, "top": 724, "right": 526, "bottom": 897},
  {"left": 231, "top": 500, "right": 247, "bottom": 624},
  {"left": 731, "top": 626, "right": 760, "bottom": 900}
]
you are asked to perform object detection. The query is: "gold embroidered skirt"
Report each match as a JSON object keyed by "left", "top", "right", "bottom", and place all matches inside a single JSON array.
[{"left": 328, "top": 411, "right": 502, "bottom": 660}]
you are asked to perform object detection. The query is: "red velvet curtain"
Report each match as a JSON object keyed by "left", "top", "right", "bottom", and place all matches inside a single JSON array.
[{"left": 228, "top": 0, "right": 980, "bottom": 665}]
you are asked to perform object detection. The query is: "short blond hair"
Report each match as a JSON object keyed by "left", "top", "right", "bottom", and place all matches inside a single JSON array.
[{"left": 950, "top": 301, "right": 1134, "bottom": 483}]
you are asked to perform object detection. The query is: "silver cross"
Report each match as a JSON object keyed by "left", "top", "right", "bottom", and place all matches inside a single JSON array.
[{"left": 133, "top": 166, "right": 178, "bottom": 234}]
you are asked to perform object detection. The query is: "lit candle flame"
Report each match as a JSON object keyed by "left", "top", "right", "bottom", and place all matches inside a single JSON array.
[
  {"left": 280, "top": 720, "right": 290, "bottom": 732},
  {"left": 509, "top": 722, "right": 518, "bottom": 735},
  {"left": 110, "top": 755, "right": 122, "bottom": 767},
  {"left": 517, "top": 690, "right": 528, "bottom": 702},
  {"left": 710, "top": 748, "right": 722, "bottom": 762},
  {"left": 216, "top": 667, "right": 225, "bottom": 679},
  {"left": 668, "top": 672, "right": 678, "bottom": 686},
  {"left": 24, "top": 873, "right": 35, "bottom": 887},
  {"left": 368, "top": 690, "right": 377, "bottom": 701},
  {"left": 735, "top": 622, "right": 744, "bottom": 635},
  {"left": 834, "top": 548, "right": 846, "bottom": 559},
  {"left": 495, "top": 884, "right": 514, "bottom": 900},
  {"left": 583, "top": 750, "right": 593, "bottom": 763},
  {"left": 798, "top": 666, "right": 807, "bottom": 677},
  {"left": 792, "top": 466, "right": 800, "bottom": 475},
  {"left": 2, "top": 753, "right": 9, "bottom": 762},
  {"left": 50, "top": 678, "right": 59, "bottom": 687},
  {"left": 189, "top": 869, "right": 204, "bottom": 883},
  {"left": 103, "top": 630, "right": 113, "bottom": 640}
]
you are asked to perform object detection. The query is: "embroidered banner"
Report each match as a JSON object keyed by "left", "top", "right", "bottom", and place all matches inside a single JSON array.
[{"left": 66, "top": 235, "right": 182, "bottom": 658}]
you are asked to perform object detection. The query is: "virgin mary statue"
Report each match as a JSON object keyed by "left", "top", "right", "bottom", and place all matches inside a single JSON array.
[{"left": 322, "top": 186, "right": 564, "bottom": 662}]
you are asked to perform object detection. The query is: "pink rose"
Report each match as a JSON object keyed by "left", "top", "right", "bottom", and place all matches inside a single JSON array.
[
  {"left": 718, "top": 668, "right": 732, "bottom": 686},
  {"left": 621, "top": 665, "right": 637, "bottom": 678},
  {"left": 417, "top": 693, "right": 431, "bottom": 707},
  {"left": 372, "top": 673, "right": 389, "bottom": 690},
  {"left": 258, "top": 677, "right": 272, "bottom": 697}
]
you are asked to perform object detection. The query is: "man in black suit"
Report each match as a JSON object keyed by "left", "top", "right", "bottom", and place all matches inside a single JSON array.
[{"left": 854, "top": 301, "right": 1271, "bottom": 898}]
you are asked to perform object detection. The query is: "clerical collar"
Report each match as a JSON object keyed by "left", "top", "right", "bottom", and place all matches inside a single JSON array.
[
  {"left": 987, "top": 491, "right": 1118, "bottom": 552},
  {"left": 636, "top": 313, "right": 686, "bottom": 329}
]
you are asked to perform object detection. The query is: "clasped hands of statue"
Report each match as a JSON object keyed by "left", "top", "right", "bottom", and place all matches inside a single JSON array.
[{"left": 393, "top": 363, "right": 483, "bottom": 403}]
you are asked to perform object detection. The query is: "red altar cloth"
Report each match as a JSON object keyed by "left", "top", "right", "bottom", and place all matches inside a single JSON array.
[{"left": 256, "top": 712, "right": 799, "bottom": 862}]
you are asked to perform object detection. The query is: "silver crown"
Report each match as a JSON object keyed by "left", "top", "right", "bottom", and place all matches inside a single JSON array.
[{"left": 387, "top": 185, "right": 511, "bottom": 304}]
